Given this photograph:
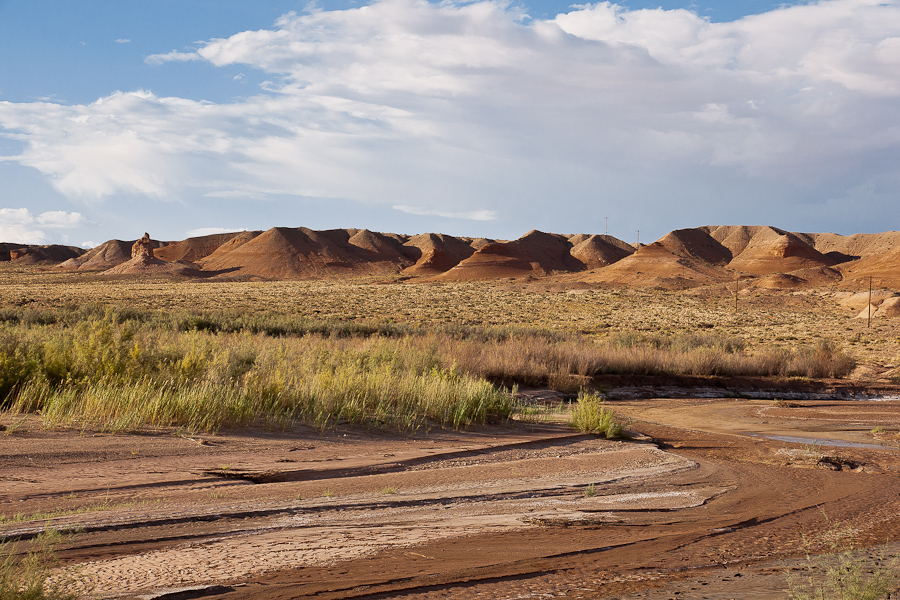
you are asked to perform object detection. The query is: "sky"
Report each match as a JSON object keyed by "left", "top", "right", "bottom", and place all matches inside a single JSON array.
[{"left": 0, "top": 0, "right": 898, "bottom": 248}]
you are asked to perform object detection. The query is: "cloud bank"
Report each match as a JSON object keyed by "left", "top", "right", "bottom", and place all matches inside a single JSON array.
[
  {"left": 0, "top": 208, "right": 87, "bottom": 244},
  {"left": 1, "top": 0, "right": 899, "bottom": 237}
]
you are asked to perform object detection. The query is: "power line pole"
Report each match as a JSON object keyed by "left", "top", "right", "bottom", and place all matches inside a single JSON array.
[
  {"left": 604, "top": 217, "right": 608, "bottom": 236},
  {"left": 636, "top": 230, "right": 640, "bottom": 245},
  {"left": 868, "top": 276, "right": 873, "bottom": 328}
]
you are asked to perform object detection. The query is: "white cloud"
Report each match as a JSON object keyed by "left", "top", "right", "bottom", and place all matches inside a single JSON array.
[
  {"left": 393, "top": 204, "right": 498, "bottom": 221},
  {"left": 144, "top": 50, "right": 201, "bottom": 66},
  {"left": 81, "top": 241, "right": 98, "bottom": 249},
  {"left": 185, "top": 227, "right": 248, "bottom": 237},
  {"left": 0, "top": 208, "right": 87, "bottom": 244},
  {"left": 36, "top": 210, "right": 88, "bottom": 227},
  {"left": 1, "top": 0, "right": 899, "bottom": 237},
  {"left": 115, "top": 38, "right": 131, "bottom": 44}
]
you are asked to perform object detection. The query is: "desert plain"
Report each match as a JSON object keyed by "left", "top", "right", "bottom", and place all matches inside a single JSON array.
[{"left": 3, "top": 225, "right": 900, "bottom": 599}]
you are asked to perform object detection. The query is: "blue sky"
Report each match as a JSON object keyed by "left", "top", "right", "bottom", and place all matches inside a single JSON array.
[{"left": 0, "top": 0, "right": 897, "bottom": 247}]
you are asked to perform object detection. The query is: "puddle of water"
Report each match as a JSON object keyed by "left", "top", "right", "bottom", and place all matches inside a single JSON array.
[{"left": 756, "top": 434, "right": 889, "bottom": 450}]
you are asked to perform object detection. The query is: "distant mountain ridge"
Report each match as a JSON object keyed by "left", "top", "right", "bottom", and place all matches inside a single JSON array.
[{"left": 4, "top": 225, "right": 897, "bottom": 289}]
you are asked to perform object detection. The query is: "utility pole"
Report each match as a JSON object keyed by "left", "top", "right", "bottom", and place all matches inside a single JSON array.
[
  {"left": 604, "top": 217, "right": 608, "bottom": 236},
  {"left": 636, "top": 230, "right": 640, "bottom": 245},
  {"left": 868, "top": 276, "right": 873, "bottom": 328}
]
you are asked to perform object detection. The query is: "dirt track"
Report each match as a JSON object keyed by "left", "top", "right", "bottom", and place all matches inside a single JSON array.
[{"left": 5, "top": 396, "right": 900, "bottom": 599}]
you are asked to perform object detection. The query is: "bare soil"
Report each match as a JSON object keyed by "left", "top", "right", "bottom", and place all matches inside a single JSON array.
[{"left": 6, "top": 393, "right": 900, "bottom": 599}]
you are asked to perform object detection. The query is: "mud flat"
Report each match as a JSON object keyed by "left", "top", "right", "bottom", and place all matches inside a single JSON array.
[{"left": 5, "top": 395, "right": 900, "bottom": 599}]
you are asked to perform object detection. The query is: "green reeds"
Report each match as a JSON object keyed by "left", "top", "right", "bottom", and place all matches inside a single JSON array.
[
  {"left": 0, "top": 309, "right": 855, "bottom": 433},
  {"left": 0, "top": 530, "right": 78, "bottom": 600},
  {"left": 569, "top": 392, "right": 627, "bottom": 439}
]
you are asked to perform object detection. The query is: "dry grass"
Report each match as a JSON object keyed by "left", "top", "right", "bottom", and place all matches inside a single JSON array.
[
  {"left": 1, "top": 265, "right": 894, "bottom": 365},
  {"left": 0, "top": 266, "right": 893, "bottom": 434}
]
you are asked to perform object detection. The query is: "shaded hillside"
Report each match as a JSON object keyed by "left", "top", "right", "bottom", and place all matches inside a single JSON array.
[
  {"left": 400, "top": 233, "right": 481, "bottom": 275},
  {"left": 13, "top": 225, "right": 899, "bottom": 292},
  {"left": 720, "top": 227, "right": 838, "bottom": 275},
  {"left": 0, "top": 243, "right": 84, "bottom": 264},
  {"left": 836, "top": 246, "right": 900, "bottom": 288},
  {"left": 569, "top": 236, "right": 726, "bottom": 288},
  {"left": 103, "top": 233, "right": 202, "bottom": 277},
  {"left": 154, "top": 232, "right": 250, "bottom": 263},
  {"left": 568, "top": 234, "right": 635, "bottom": 269},
  {"left": 58, "top": 239, "right": 160, "bottom": 271},
  {"left": 569, "top": 226, "right": 876, "bottom": 290},
  {"left": 197, "top": 227, "right": 415, "bottom": 279},
  {"left": 436, "top": 230, "right": 595, "bottom": 281}
]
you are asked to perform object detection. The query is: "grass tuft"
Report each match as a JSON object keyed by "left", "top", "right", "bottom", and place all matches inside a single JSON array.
[
  {"left": 568, "top": 392, "right": 627, "bottom": 439},
  {"left": 785, "top": 515, "right": 897, "bottom": 600},
  {"left": 0, "top": 530, "right": 79, "bottom": 600}
]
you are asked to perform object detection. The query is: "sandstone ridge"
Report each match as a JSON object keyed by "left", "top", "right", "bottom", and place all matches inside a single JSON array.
[{"left": 10, "top": 225, "right": 895, "bottom": 292}]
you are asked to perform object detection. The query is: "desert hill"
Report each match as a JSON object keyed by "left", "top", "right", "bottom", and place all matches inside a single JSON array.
[
  {"left": 436, "top": 230, "right": 587, "bottom": 281},
  {"left": 102, "top": 233, "right": 202, "bottom": 277},
  {"left": 400, "top": 233, "right": 480, "bottom": 275},
  {"left": 0, "top": 243, "right": 83, "bottom": 264},
  {"left": 196, "top": 227, "right": 421, "bottom": 279},
  {"left": 9, "top": 226, "right": 896, "bottom": 298},
  {"left": 59, "top": 239, "right": 158, "bottom": 271},
  {"left": 154, "top": 232, "right": 249, "bottom": 263},
  {"left": 566, "top": 226, "right": 897, "bottom": 291}
]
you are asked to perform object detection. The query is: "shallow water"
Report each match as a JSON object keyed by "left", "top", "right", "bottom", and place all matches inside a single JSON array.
[{"left": 756, "top": 434, "right": 889, "bottom": 450}]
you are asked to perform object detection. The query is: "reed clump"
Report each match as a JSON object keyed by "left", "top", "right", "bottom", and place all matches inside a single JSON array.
[
  {"left": 441, "top": 331, "right": 856, "bottom": 385},
  {"left": 569, "top": 392, "right": 627, "bottom": 439},
  {"left": 0, "top": 306, "right": 856, "bottom": 433}
]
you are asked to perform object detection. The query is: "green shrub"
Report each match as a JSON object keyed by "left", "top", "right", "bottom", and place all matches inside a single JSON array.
[{"left": 568, "top": 392, "right": 626, "bottom": 439}]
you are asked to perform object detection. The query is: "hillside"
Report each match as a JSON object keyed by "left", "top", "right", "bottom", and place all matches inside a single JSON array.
[{"left": 7, "top": 226, "right": 894, "bottom": 297}]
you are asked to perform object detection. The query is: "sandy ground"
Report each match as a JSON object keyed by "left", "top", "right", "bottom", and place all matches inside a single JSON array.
[{"left": 6, "top": 394, "right": 900, "bottom": 599}]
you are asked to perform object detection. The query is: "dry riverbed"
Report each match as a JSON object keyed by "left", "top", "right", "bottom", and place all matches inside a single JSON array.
[{"left": 5, "top": 392, "right": 900, "bottom": 599}]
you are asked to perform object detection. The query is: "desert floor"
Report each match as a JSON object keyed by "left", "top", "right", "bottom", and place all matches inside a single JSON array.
[
  {"left": 4, "top": 274, "right": 900, "bottom": 598},
  {"left": 4, "top": 391, "right": 900, "bottom": 599}
]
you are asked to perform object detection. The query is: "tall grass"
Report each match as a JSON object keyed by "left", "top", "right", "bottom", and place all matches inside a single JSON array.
[
  {"left": 0, "top": 530, "right": 78, "bottom": 600},
  {"left": 441, "top": 333, "right": 855, "bottom": 385},
  {"left": 0, "top": 307, "right": 856, "bottom": 433},
  {"left": 8, "top": 332, "right": 513, "bottom": 433}
]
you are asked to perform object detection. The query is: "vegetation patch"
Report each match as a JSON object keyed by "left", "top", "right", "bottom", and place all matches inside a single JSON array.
[
  {"left": 0, "top": 283, "right": 863, "bottom": 434},
  {"left": 568, "top": 392, "right": 627, "bottom": 439},
  {"left": 785, "top": 517, "right": 897, "bottom": 600},
  {"left": 0, "top": 530, "right": 79, "bottom": 600}
]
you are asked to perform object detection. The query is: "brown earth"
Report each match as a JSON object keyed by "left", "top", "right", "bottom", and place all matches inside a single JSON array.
[
  {"left": 0, "top": 243, "right": 83, "bottom": 265},
  {"left": 154, "top": 233, "right": 250, "bottom": 263},
  {"left": 6, "top": 392, "right": 900, "bottom": 599},
  {"left": 31, "top": 226, "right": 900, "bottom": 294},
  {"left": 58, "top": 240, "right": 155, "bottom": 272},
  {"left": 435, "top": 230, "right": 586, "bottom": 280}
]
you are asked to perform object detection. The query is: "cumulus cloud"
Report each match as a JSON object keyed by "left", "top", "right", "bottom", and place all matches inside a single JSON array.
[
  {"left": 1, "top": 0, "right": 899, "bottom": 236},
  {"left": 0, "top": 208, "right": 87, "bottom": 244}
]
